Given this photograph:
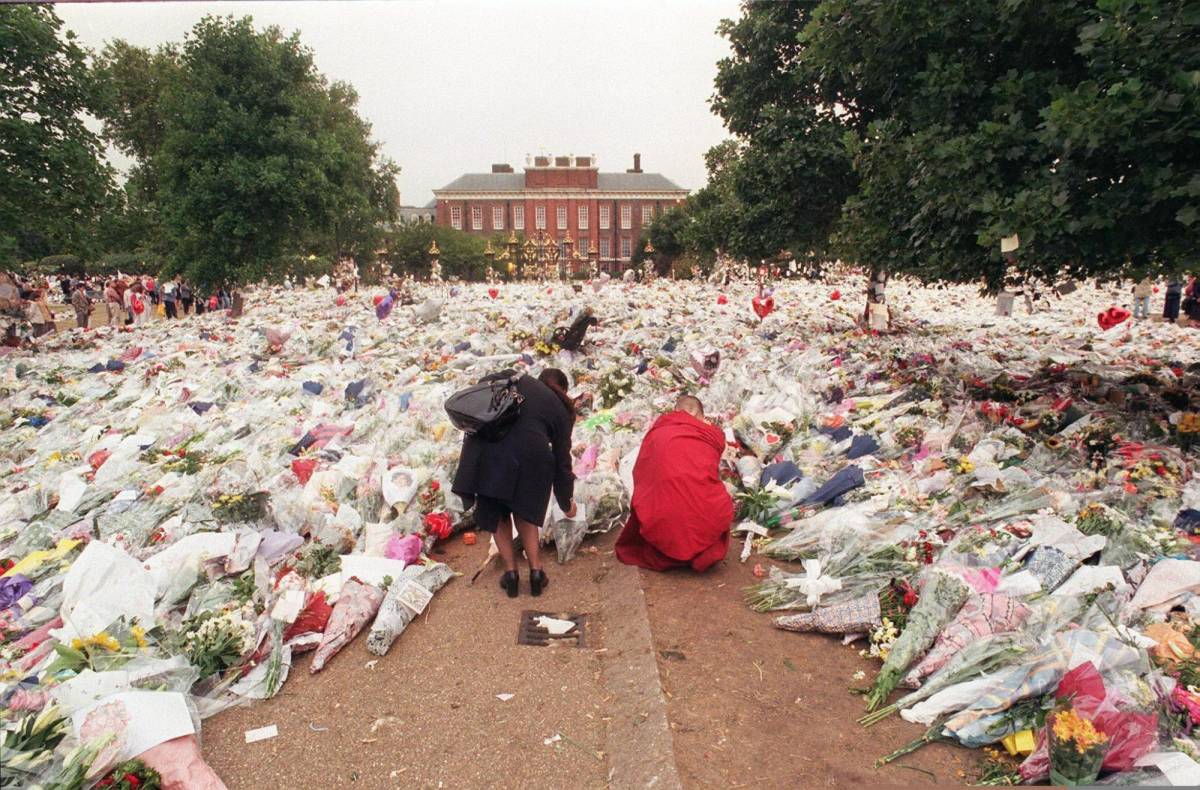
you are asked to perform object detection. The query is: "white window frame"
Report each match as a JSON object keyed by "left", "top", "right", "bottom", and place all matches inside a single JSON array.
[
  {"left": 599, "top": 205, "right": 610, "bottom": 230},
  {"left": 513, "top": 205, "right": 525, "bottom": 230},
  {"left": 620, "top": 237, "right": 631, "bottom": 259},
  {"left": 578, "top": 235, "right": 589, "bottom": 258},
  {"left": 492, "top": 206, "right": 503, "bottom": 230},
  {"left": 556, "top": 206, "right": 567, "bottom": 230},
  {"left": 620, "top": 204, "right": 632, "bottom": 230},
  {"left": 578, "top": 205, "right": 588, "bottom": 230},
  {"left": 536, "top": 205, "right": 546, "bottom": 230},
  {"left": 471, "top": 206, "right": 482, "bottom": 230},
  {"left": 642, "top": 205, "right": 653, "bottom": 225},
  {"left": 450, "top": 206, "right": 462, "bottom": 230},
  {"left": 599, "top": 238, "right": 610, "bottom": 258}
]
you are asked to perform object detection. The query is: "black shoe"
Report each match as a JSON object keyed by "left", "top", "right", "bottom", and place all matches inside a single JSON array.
[
  {"left": 529, "top": 569, "right": 548, "bottom": 597},
  {"left": 500, "top": 570, "right": 519, "bottom": 598}
]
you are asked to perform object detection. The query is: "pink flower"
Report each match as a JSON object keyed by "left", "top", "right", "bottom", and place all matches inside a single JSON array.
[
  {"left": 1172, "top": 685, "right": 1200, "bottom": 724},
  {"left": 7, "top": 688, "right": 49, "bottom": 712}
]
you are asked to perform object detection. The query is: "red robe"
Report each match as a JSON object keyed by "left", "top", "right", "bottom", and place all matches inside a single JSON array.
[{"left": 615, "top": 411, "right": 733, "bottom": 572}]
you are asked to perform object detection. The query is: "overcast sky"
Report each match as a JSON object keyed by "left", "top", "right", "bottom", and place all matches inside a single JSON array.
[{"left": 58, "top": 0, "right": 740, "bottom": 206}]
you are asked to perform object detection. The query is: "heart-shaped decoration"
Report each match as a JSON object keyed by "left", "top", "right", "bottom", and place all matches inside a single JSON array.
[
  {"left": 372, "top": 294, "right": 385, "bottom": 306},
  {"left": 830, "top": 290, "right": 841, "bottom": 301},
  {"left": 717, "top": 294, "right": 728, "bottom": 305},
  {"left": 335, "top": 295, "right": 347, "bottom": 306},
  {"left": 1097, "top": 306, "right": 1130, "bottom": 331},
  {"left": 488, "top": 288, "right": 498, "bottom": 299},
  {"left": 751, "top": 295, "right": 774, "bottom": 319}
]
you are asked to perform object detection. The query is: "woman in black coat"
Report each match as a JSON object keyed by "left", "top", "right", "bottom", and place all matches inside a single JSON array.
[{"left": 452, "top": 368, "right": 576, "bottom": 597}]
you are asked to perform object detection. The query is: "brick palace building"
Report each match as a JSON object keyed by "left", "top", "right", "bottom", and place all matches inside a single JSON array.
[{"left": 432, "top": 153, "right": 688, "bottom": 272}]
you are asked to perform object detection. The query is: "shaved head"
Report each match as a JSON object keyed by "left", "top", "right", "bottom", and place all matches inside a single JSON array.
[{"left": 675, "top": 395, "right": 704, "bottom": 418}]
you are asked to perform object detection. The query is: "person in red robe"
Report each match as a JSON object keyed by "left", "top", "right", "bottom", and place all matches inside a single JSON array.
[{"left": 615, "top": 395, "right": 733, "bottom": 571}]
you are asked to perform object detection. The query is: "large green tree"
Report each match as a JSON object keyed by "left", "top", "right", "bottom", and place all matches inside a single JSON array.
[
  {"left": 705, "top": 0, "right": 1199, "bottom": 291},
  {"left": 0, "top": 5, "right": 114, "bottom": 264},
  {"left": 97, "top": 16, "right": 399, "bottom": 289}
]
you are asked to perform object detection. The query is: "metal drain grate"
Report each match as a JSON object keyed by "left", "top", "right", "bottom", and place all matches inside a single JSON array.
[{"left": 517, "top": 610, "right": 589, "bottom": 648}]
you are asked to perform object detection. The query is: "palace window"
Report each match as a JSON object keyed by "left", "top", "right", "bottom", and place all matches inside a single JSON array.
[
  {"left": 578, "top": 205, "right": 588, "bottom": 229},
  {"left": 620, "top": 205, "right": 631, "bottom": 230},
  {"left": 620, "top": 237, "right": 631, "bottom": 259},
  {"left": 471, "top": 206, "right": 482, "bottom": 230},
  {"left": 599, "top": 238, "right": 611, "bottom": 258},
  {"left": 536, "top": 205, "right": 546, "bottom": 230},
  {"left": 557, "top": 206, "right": 567, "bottom": 230},
  {"left": 599, "top": 205, "right": 610, "bottom": 229},
  {"left": 513, "top": 205, "right": 524, "bottom": 230},
  {"left": 642, "top": 205, "right": 653, "bottom": 225},
  {"left": 492, "top": 206, "right": 503, "bottom": 230},
  {"left": 450, "top": 206, "right": 462, "bottom": 230}
]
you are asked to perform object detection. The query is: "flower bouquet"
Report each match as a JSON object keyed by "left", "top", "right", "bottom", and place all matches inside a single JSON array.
[
  {"left": 864, "top": 570, "right": 970, "bottom": 711},
  {"left": 210, "top": 491, "right": 268, "bottom": 524},
  {"left": 597, "top": 368, "right": 635, "bottom": 409},
  {"left": 96, "top": 759, "right": 162, "bottom": 790},
  {"left": 1048, "top": 707, "right": 1108, "bottom": 786},
  {"left": 178, "top": 609, "right": 256, "bottom": 679},
  {"left": 1074, "top": 502, "right": 1124, "bottom": 538}
]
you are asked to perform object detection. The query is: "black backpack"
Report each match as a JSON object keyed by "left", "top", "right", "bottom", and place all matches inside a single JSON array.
[{"left": 444, "top": 373, "right": 524, "bottom": 441}]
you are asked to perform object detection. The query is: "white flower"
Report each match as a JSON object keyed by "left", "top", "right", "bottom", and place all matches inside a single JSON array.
[{"left": 853, "top": 670, "right": 866, "bottom": 681}]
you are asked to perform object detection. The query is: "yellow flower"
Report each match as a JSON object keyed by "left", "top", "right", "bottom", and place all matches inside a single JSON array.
[
  {"left": 956, "top": 458, "right": 975, "bottom": 474},
  {"left": 131, "top": 625, "right": 148, "bottom": 649},
  {"left": 71, "top": 638, "right": 86, "bottom": 651},
  {"left": 1053, "top": 708, "right": 1108, "bottom": 754}
]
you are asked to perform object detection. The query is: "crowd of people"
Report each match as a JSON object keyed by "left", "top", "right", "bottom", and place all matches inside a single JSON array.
[{"left": 1, "top": 271, "right": 236, "bottom": 348}]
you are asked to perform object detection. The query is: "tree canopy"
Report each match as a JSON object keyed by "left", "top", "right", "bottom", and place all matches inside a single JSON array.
[
  {"left": 0, "top": 5, "right": 114, "bottom": 266},
  {"left": 89, "top": 16, "right": 400, "bottom": 289},
  {"left": 695, "top": 0, "right": 1199, "bottom": 288}
]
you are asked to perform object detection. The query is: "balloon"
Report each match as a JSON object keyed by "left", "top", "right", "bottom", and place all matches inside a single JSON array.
[
  {"left": 372, "top": 294, "right": 385, "bottom": 306},
  {"left": 717, "top": 294, "right": 728, "bottom": 305},
  {"left": 751, "top": 295, "right": 775, "bottom": 319},
  {"left": 1097, "top": 306, "right": 1130, "bottom": 330},
  {"left": 488, "top": 288, "right": 499, "bottom": 299},
  {"left": 335, "top": 295, "right": 347, "bottom": 306},
  {"left": 830, "top": 290, "right": 841, "bottom": 301}
]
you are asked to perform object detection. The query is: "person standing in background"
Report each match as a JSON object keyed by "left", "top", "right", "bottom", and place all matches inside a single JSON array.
[
  {"left": 70, "top": 282, "right": 91, "bottom": 330},
  {"left": 1132, "top": 276, "right": 1153, "bottom": 320},
  {"left": 178, "top": 280, "right": 194, "bottom": 315},
  {"left": 104, "top": 280, "right": 123, "bottom": 327},
  {"left": 26, "top": 290, "right": 54, "bottom": 338},
  {"left": 1164, "top": 277, "right": 1184, "bottom": 323},
  {"left": 161, "top": 278, "right": 177, "bottom": 319}
]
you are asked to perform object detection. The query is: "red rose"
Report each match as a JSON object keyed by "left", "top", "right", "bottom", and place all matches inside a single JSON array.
[
  {"left": 423, "top": 511, "right": 452, "bottom": 540},
  {"left": 429, "top": 480, "right": 440, "bottom": 492},
  {"left": 97, "top": 778, "right": 114, "bottom": 788},
  {"left": 125, "top": 774, "right": 141, "bottom": 789}
]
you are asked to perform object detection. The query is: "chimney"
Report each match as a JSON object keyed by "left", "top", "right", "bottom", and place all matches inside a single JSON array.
[
  {"left": 627, "top": 153, "right": 642, "bottom": 173},
  {"left": 491, "top": 163, "right": 513, "bottom": 173}
]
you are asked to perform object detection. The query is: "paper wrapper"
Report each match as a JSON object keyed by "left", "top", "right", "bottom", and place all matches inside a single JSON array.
[{"left": 366, "top": 562, "right": 453, "bottom": 656}]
